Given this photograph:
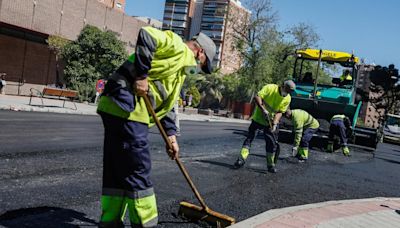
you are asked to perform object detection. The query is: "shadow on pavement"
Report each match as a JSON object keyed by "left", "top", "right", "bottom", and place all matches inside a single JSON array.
[
  {"left": 196, "top": 159, "right": 236, "bottom": 170},
  {"left": 374, "top": 156, "right": 400, "bottom": 165},
  {"left": 0, "top": 206, "right": 97, "bottom": 228},
  {"left": 28, "top": 104, "right": 64, "bottom": 109},
  {"left": 224, "top": 128, "right": 248, "bottom": 137},
  {"left": 249, "top": 154, "right": 266, "bottom": 159},
  {"left": 245, "top": 167, "right": 268, "bottom": 174}
]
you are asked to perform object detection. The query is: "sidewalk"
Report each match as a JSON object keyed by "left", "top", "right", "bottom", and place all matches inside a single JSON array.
[
  {"left": 0, "top": 95, "right": 250, "bottom": 124},
  {"left": 231, "top": 197, "right": 400, "bottom": 228}
]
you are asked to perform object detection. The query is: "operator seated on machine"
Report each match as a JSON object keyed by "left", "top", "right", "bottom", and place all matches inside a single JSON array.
[
  {"left": 339, "top": 69, "right": 352, "bottom": 86},
  {"left": 302, "top": 72, "right": 314, "bottom": 83}
]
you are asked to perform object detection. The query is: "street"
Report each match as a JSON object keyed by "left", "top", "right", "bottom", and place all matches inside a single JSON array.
[{"left": 0, "top": 110, "right": 400, "bottom": 227}]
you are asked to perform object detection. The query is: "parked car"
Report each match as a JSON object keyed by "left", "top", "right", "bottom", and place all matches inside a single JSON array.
[{"left": 383, "top": 114, "right": 400, "bottom": 144}]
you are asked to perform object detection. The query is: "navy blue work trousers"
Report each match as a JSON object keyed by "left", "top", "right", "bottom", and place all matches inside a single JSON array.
[
  {"left": 243, "top": 120, "right": 279, "bottom": 154},
  {"left": 300, "top": 128, "right": 317, "bottom": 148},
  {"left": 329, "top": 120, "right": 348, "bottom": 146},
  {"left": 99, "top": 111, "right": 152, "bottom": 192}
]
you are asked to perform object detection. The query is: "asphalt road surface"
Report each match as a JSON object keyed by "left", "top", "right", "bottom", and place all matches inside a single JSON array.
[{"left": 1, "top": 110, "right": 400, "bottom": 227}]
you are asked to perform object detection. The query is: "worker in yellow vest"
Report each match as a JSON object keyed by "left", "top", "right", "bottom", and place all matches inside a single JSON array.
[
  {"left": 327, "top": 114, "right": 352, "bottom": 156},
  {"left": 284, "top": 109, "right": 319, "bottom": 162},
  {"left": 97, "top": 27, "right": 216, "bottom": 227},
  {"left": 233, "top": 80, "right": 295, "bottom": 173},
  {"left": 339, "top": 69, "right": 353, "bottom": 86}
]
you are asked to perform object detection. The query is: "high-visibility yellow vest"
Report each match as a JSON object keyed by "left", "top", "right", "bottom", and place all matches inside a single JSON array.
[
  {"left": 97, "top": 27, "right": 197, "bottom": 126},
  {"left": 252, "top": 84, "right": 291, "bottom": 126}
]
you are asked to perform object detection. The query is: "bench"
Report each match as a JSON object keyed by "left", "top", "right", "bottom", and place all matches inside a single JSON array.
[{"left": 29, "top": 87, "right": 79, "bottom": 110}]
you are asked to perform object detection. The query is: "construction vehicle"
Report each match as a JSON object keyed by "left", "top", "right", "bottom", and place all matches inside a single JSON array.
[{"left": 286, "top": 49, "right": 380, "bottom": 149}]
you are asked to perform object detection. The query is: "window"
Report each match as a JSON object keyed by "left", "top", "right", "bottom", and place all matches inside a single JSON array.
[
  {"left": 172, "top": 14, "right": 186, "bottom": 21},
  {"left": 202, "top": 17, "right": 224, "bottom": 23},
  {"left": 174, "top": 6, "right": 188, "bottom": 13},
  {"left": 171, "top": 21, "right": 186, "bottom": 27}
]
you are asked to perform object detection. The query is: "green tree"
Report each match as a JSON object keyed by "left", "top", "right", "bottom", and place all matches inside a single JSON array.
[
  {"left": 187, "top": 86, "right": 201, "bottom": 107},
  {"left": 265, "top": 23, "right": 320, "bottom": 84},
  {"left": 230, "top": 0, "right": 277, "bottom": 102},
  {"left": 62, "top": 25, "right": 127, "bottom": 102},
  {"left": 47, "top": 35, "right": 70, "bottom": 85},
  {"left": 196, "top": 72, "right": 225, "bottom": 109}
]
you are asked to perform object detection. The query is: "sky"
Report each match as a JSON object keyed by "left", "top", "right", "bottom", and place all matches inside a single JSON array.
[{"left": 125, "top": 0, "right": 400, "bottom": 67}]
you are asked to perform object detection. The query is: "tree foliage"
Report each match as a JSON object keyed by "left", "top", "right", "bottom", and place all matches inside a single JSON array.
[
  {"left": 186, "top": 0, "right": 323, "bottom": 110},
  {"left": 47, "top": 35, "right": 70, "bottom": 85},
  {"left": 47, "top": 35, "right": 70, "bottom": 58},
  {"left": 229, "top": 0, "right": 277, "bottom": 101},
  {"left": 228, "top": 0, "right": 320, "bottom": 104},
  {"left": 62, "top": 25, "right": 127, "bottom": 102}
]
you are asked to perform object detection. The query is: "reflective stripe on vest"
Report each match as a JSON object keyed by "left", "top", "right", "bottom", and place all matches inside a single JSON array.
[{"left": 331, "top": 114, "right": 346, "bottom": 122}]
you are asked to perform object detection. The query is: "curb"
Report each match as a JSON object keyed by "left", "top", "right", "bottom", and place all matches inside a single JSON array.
[{"left": 230, "top": 197, "right": 400, "bottom": 227}]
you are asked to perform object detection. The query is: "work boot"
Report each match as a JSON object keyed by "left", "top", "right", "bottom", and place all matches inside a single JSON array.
[
  {"left": 327, "top": 143, "right": 334, "bottom": 153},
  {"left": 297, "top": 156, "right": 308, "bottom": 163},
  {"left": 267, "top": 166, "right": 277, "bottom": 173},
  {"left": 342, "top": 146, "right": 350, "bottom": 156},
  {"left": 297, "top": 147, "right": 308, "bottom": 162},
  {"left": 240, "top": 147, "right": 250, "bottom": 160},
  {"left": 233, "top": 158, "right": 245, "bottom": 169}
]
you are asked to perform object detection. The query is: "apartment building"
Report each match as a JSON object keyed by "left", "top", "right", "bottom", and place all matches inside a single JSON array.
[
  {"left": 162, "top": 0, "right": 195, "bottom": 39},
  {"left": 162, "top": 0, "right": 250, "bottom": 74}
]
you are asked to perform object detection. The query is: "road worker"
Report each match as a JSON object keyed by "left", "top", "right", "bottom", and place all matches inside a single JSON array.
[
  {"left": 233, "top": 80, "right": 295, "bottom": 173},
  {"left": 327, "top": 114, "right": 352, "bottom": 156},
  {"left": 97, "top": 26, "right": 216, "bottom": 227},
  {"left": 339, "top": 69, "right": 353, "bottom": 86},
  {"left": 284, "top": 109, "right": 319, "bottom": 161}
]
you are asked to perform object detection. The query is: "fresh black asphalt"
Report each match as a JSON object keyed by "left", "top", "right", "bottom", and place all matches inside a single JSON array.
[{"left": 0, "top": 110, "right": 399, "bottom": 227}]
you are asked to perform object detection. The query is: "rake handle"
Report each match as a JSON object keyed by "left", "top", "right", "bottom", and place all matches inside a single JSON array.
[{"left": 143, "top": 95, "right": 209, "bottom": 211}]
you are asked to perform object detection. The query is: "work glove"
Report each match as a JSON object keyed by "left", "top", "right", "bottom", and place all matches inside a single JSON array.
[
  {"left": 134, "top": 77, "right": 149, "bottom": 96},
  {"left": 271, "top": 124, "right": 278, "bottom": 133},
  {"left": 292, "top": 147, "right": 298, "bottom": 157},
  {"left": 167, "top": 135, "right": 179, "bottom": 160}
]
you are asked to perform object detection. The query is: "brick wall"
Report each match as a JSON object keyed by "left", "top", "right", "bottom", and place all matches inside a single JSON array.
[
  {"left": 0, "top": 34, "right": 58, "bottom": 95},
  {"left": 60, "top": 0, "right": 86, "bottom": 40},
  {"left": 86, "top": 0, "right": 107, "bottom": 29},
  {"left": 97, "top": 0, "right": 125, "bottom": 12},
  {"left": 0, "top": 0, "right": 146, "bottom": 50},
  {"left": 32, "top": 0, "right": 62, "bottom": 35},
  {"left": 121, "top": 15, "right": 146, "bottom": 53},
  {"left": 220, "top": 0, "right": 249, "bottom": 74},
  {"left": 105, "top": 7, "right": 123, "bottom": 32},
  {"left": 0, "top": 0, "right": 148, "bottom": 92},
  {"left": 0, "top": 34, "right": 25, "bottom": 83},
  {"left": 0, "top": 0, "right": 34, "bottom": 29}
]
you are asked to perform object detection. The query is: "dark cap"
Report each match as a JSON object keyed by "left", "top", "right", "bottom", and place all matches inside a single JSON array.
[{"left": 192, "top": 32, "right": 216, "bottom": 74}]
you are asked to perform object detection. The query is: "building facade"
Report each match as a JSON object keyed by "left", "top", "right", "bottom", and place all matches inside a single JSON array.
[
  {"left": 0, "top": 0, "right": 146, "bottom": 95},
  {"left": 162, "top": 0, "right": 250, "bottom": 74},
  {"left": 219, "top": 0, "right": 249, "bottom": 74},
  {"left": 162, "top": 0, "right": 195, "bottom": 39},
  {"left": 356, "top": 64, "right": 384, "bottom": 128},
  {"left": 97, "top": 0, "right": 126, "bottom": 12},
  {"left": 134, "top": 17, "right": 163, "bottom": 29}
]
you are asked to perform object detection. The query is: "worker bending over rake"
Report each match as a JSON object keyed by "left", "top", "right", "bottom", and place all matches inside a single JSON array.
[{"left": 284, "top": 109, "right": 319, "bottom": 162}]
